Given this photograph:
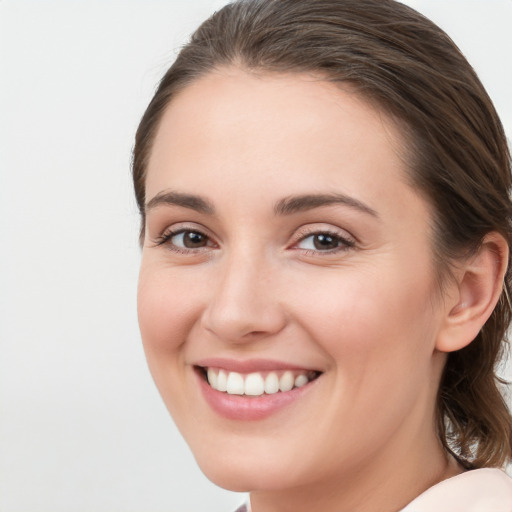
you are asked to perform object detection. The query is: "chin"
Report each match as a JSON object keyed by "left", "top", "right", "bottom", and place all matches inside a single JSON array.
[
  {"left": 187, "top": 429, "right": 331, "bottom": 493},
  {"left": 199, "top": 463, "right": 260, "bottom": 492},
  {"left": 196, "top": 454, "right": 296, "bottom": 492}
]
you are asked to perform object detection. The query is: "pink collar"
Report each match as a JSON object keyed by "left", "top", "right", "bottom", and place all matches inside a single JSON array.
[{"left": 401, "top": 468, "right": 512, "bottom": 511}]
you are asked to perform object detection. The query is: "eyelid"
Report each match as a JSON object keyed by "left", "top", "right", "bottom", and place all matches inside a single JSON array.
[{"left": 290, "top": 224, "right": 356, "bottom": 244}]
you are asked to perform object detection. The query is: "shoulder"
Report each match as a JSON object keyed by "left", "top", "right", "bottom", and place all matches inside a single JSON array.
[{"left": 401, "top": 468, "right": 512, "bottom": 512}]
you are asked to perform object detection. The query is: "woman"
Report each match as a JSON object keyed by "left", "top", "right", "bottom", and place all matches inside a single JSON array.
[{"left": 133, "top": 0, "right": 512, "bottom": 510}]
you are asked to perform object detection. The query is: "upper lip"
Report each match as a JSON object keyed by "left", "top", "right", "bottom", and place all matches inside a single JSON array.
[{"left": 193, "top": 357, "right": 321, "bottom": 374}]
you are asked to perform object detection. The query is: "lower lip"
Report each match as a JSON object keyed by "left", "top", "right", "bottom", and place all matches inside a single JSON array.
[{"left": 196, "top": 370, "right": 318, "bottom": 421}]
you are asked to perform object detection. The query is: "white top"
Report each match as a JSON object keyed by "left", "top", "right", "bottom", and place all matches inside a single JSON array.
[
  {"left": 238, "top": 468, "right": 512, "bottom": 512},
  {"left": 401, "top": 468, "right": 512, "bottom": 511}
]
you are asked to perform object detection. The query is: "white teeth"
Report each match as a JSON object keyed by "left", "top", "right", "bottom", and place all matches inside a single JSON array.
[
  {"left": 206, "top": 368, "right": 316, "bottom": 395},
  {"left": 245, "top": 373, "right": 265, "bottom": 396},
  {"left": 294, "top": 374, "right": 308, "bottom": 388},
  {"left": 207, "top": 368, "right": 217, "bottom": 388},
  {"left": 226, "top": 371, "right": 245, "bottom": 395},
  {"left": 279, "top": 371, "right": 294, "bottom": 392},
  {"left": 217, "top": 369, "right": 228, "bottom": 392},
  {"left": 264, "top": 372, "right": 280, "bottom": 394}
]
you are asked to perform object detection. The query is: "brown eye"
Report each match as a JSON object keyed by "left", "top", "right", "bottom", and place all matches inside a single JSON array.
[
  {"left": 295, "top": 231, "right": 355, "bottom": 253},
  {"left": 175, "top": 231, "right": 209, "bottom": 248},
  {"left": 312, "top": 233, "right": 339, "bottom": 250}
]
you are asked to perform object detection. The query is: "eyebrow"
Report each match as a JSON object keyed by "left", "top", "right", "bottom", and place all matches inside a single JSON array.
[
  {"left": 145, "top": 190, "right": 215, "bottom": 215},
  {"left": 274, "top": 193, "right": 379, "bottom": 218},
  {"left": 145, "top": 190, "right": 378, "bottom": 219}
]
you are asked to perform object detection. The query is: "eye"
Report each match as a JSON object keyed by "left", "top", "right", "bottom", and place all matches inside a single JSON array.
[
  {"left": 295, "top": 231, "right": 355, "bottom": 252},
  {"left": 153, "top": 227, "right": 216, "bottom": 252},
  {"left": 171, "top": 230, "right": 209, "bottom": 249}
]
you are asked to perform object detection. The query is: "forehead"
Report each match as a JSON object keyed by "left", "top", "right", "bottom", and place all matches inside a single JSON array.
[{"left": 145, "top": 68, "right": 420, "bottom": 218}]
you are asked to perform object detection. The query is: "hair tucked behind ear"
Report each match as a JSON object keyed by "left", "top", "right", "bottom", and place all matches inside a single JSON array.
[
  {"left": 132, "top": 0, "right": 512, "bottom": 467},
  {"left": 439, "top": 295, "right": 512, "bottom": 468}
]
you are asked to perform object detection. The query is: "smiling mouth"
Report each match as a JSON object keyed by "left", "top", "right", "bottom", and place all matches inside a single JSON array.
[{"left": 197, "top": 367, "right": 321, "bottom": 397}]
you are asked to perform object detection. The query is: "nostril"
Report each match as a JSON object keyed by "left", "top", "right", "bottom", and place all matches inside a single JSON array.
[{"left": 242, "top": 330, "right": 270, "bottom": 338}]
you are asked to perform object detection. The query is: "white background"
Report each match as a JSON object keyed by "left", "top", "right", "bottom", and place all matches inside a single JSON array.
[{"left": 1, "top": 1, "right": 511, "bottom": 511}]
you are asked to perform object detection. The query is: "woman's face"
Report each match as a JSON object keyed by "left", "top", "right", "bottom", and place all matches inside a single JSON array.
[{"left": 138, "top": 69, "right": 450, "bottom": 493}]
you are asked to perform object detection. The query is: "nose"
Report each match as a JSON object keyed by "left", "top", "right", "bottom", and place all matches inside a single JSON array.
[{"left": 201, "top": 251, "right": 287, "bottom": 343}]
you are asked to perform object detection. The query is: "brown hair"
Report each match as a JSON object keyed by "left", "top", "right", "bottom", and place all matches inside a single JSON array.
[{"left": 132, "top": 0, "right": 512, "bottom": 468}]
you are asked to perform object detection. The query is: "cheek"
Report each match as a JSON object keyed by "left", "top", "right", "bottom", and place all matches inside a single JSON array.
[
  {"left": 137, "top": 262, "right": 211, "bottom": 424},
  {"left": 290, "top": 268, "right": 440, "bottom": 459},
  {"left": 291, "top": 262, "right": 438, "bottom": 388},
  {"left": 137, "top": 263, "right": 204, "bottom": 369}
]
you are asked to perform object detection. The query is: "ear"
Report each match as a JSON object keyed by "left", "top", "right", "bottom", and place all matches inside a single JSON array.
[{"left": 436, "top": 232, "right": 509, "bottom": 353}]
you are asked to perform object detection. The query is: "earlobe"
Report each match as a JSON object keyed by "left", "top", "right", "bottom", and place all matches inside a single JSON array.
[{"left": 436, "top": 232, "right": 509, "bottom": 353}]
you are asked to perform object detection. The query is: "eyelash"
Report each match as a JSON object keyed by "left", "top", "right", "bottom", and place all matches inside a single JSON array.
[
  {"left": 153, "top": 228, "right": 214, "bottom": 254},
  {"left": 292, "top": 229, "right": 356, "bottom": 255},
  {"left": 153, "top": 227, "right": 355, "bottom": 255}
]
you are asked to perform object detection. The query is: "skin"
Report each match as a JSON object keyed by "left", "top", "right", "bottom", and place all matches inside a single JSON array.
[{"left": 138, "top": 68, "right": 476, "bottom": 512}]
